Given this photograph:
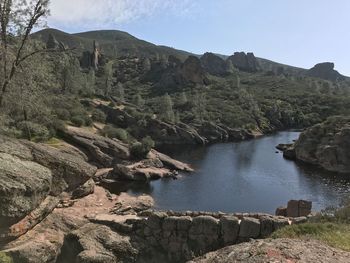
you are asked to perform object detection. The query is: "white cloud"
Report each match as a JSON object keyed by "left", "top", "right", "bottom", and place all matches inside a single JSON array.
[{"left": 48, "top": 0, "right": 196, "bottom": 30}]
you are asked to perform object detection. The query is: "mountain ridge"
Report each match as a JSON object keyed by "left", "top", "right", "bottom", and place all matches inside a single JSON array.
[{"left": 32, "top": 28, "right": 348, "bottom": 79}]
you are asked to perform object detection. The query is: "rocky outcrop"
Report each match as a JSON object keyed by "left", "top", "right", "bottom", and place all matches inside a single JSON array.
[
  {"left": 80, "top": 40, "right": 105, "bottom": 70},
  {"left": 151, "top": 55, "right": 209, "bottom": 90},
  {"left": 306, "top": 62, "right": 345, "bottom": 81},
  {"left": 180, "top": 56, "right": 209, "bottom": 85},
  {"left": 200, "top": 53, "right": 227, "bottom": 76},
  {"left": 58, "top": 223, "right": 138, "bottom": 263},
  {"left": 1, "top": 186, "right": 119, "bottom": 262},
  {"left": 285, "top": 117, "right": 350, "bottom": 173},
  {"left": 105, "top": 150, "right": 193, "bottom": 182},
  {"left": 0, "top": 152, "right": 52, "bottom": 227},
  {"left": 227, "top": 52, "right": 260, "bottom": 73},
  {"left": 189, "top": 238, "right": 350, "bottom": 263},
  {"left": 0, "top": 135, "right": 96, "bottom": 241},
  {"left": 61, "top": 126, "right": 130, "bottom": 167}
]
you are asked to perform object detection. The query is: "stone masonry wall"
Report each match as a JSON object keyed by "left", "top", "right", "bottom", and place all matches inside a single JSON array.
[{"left": 127, "top": 211, "right": 308, "bottom": 262}]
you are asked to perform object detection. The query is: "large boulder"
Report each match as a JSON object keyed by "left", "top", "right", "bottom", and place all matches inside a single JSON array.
[
  {"left": 0, "top": 153, "right": 52, "bottom": 227},
  {"left": 0, "top": 135, "right": 96, "bottom": 239},
  {"left": 293, "top": 116, "right": 350, "bottom": 173},
  {"left": 57, "top": 223, "right": 138, "bottom": 263}
]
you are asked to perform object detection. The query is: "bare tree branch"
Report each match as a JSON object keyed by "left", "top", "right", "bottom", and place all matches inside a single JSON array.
[{"left": 0, "top": 0, "right": 50, "bottom": 106}]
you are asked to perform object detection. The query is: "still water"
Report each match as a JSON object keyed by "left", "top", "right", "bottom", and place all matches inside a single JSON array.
[{"left": 106, "top": 132, "right": 350, "bottom": 214}]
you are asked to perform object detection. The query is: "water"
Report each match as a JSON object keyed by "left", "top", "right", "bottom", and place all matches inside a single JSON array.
[{"left": 105, "top": 132, "right": 350, "bottom": 214}]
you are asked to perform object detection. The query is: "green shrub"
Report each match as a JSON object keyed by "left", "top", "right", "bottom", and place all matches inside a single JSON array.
[
  {"left": 71, "top": 116, "right": 85, "bottom": 127},
  {"left": 55, "top": 108, "right": 71, "bottom": 121},
  {"left": 91, "top": 109, "right": 107, "bottom": 123},
  {"left": 272, "top": 223, "right": 350, "bottom": 252},
  {"left": 130, "top": 136, "right": 155, "bottom": 158},
  {"left": 84, "top": 116, "right": 93, "bottom": 126},
  {"left": 17, "top": 121, "right": 50, "bottom": 141},
  {"left": 102, "top": 125, "right": 128, "bottom": 142},
  {"left": 0, "top": 252, "right": 13, "bottom": 263}
]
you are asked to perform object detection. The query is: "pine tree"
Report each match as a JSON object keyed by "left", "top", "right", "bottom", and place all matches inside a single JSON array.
[{"left": 159, "top": 93, "right": 175, "bottom": 123}]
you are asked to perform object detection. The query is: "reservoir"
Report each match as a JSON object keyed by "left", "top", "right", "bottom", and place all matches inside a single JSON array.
[{"left": 108, "top": 132, "right": 350, "bottom": 214}]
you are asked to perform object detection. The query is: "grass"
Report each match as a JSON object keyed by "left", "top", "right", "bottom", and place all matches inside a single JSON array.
[
  {"left": 0, "top": 253, "right": 13, "bottom": 263},
  {"left": 272, "top": 222, "right": 350, "bottom": 252}
]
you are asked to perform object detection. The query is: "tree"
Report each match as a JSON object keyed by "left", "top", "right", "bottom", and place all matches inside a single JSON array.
[
  {"left": 158, "top": 93, "right": 175, "bottom": 123},
  {"left": 102, "top": 62, "right": 113, "bottom": 97},
  {"left": 115, "top": 82, "right": 125, "bottom": 102},
  {"left": 0, "top": 0, "right": 50, "bottom": 106},
  {"left": 177, "top": 92, "right": 188, "bottom": 106},
  {"left": 192, "top": 90, "right": 207, "bottom": 123},
  {"left": 133, "top": 93, "right": 145, "bottom": 108},
  {"left": 142, "top": 57, "right": 151, "bottom": 71},
  {"left": 225, "top": 59, "right": 234, "bottom": 74}
]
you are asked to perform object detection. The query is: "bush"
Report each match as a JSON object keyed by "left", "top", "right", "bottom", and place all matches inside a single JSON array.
[
  {"left": 91, "top": 109, "right": 107, "bottom": 123},
  {"left": 71, "top": 116, "right": 85, "bottom": 127},
  {"left": 55, "top": 108, "right": 71, "bottom": 121},
  {"left": 0, "top": 252, "right": 13, "bottom": 263},
  {"left": 102, "top": 125, "right": 128, "bottom": 142},
  {"left": 130, "top": 136, "right": 155, "bottom": 158},
  {"left": 17, "top": 121, "right": 51, "bottom": 141}
]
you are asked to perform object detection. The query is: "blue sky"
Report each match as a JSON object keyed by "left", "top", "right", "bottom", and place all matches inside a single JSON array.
[{"left": 48, "top": 0, "right": 350, "bottom": 75}]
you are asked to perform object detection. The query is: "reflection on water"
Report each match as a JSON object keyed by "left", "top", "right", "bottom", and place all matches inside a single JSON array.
[{"left": 106, "top": 132, "right": 350, "bottom": 214}]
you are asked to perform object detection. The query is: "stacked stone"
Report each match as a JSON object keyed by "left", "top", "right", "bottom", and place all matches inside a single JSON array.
[{"left": 131, "top": 211, "right": 293, "bottom": 262}]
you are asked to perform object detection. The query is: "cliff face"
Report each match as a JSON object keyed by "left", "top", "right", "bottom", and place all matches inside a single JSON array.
[
  {"left": 227, "top": 52, "right": 260, "bottom": 73},
  {"left": 290, "top": 116, "right": 350, "bottom": 174},
  {"left": 306, "top": 62, "right": 345, "bottom": 81},
  {"left": 200, "top": 52, "right": 228, "bottom": 76}
]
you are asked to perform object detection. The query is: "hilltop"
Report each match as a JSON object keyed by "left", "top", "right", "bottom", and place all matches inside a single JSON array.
[
  {"left": 32, "top": 28, "right": 349, "bottom": 81},
  {"left": 32, "top": 28, "right": 193, "bottom": 61}
]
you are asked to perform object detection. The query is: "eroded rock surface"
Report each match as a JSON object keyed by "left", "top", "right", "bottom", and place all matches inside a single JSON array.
[
  {"left": 189, "top": 238, "right": 350, "bottom": 263},
  {"left": 286, "top": 117, "right": 350, "bottom": 174},
  {"left": 0, "top": 135, "right": 96, "bottom": 241}
]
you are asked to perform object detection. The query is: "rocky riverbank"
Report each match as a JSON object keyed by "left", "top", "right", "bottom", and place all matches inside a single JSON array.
[
  {"left": 278, "top": 116, "right": 350, "bottom": 174},
  {"left": 0, "top": 124, "right": 348, "bottom": 262}
]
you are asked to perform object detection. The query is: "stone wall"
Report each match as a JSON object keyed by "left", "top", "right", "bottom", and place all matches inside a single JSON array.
[{"left": 128, "top": 211, "right": 307, "bottom": 262}]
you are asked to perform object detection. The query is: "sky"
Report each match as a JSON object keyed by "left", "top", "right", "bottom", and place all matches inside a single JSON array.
[{"left": 47, "top": 0, "right": 350, "bottom": 75}]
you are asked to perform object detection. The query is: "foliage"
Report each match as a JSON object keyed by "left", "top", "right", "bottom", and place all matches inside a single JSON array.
[
  {"left": 0, "top": 252, "right": 13, "bottom": 263},
  {"left": 91, "top": 109, "right": 107, "bottom": 123},
  {"left": 157, "top": 93, "right": 175, "bottom": 123},
  {"left": 130, "top": 136, "right": 155, "bottom": 158},
  {"left": 273, "top": 200, "right": 350, "bottom": 252},
  {"left": 70, "top": 116, "right": 85, "bottom": 127},
  {"left": 272, "top": 223, "right": 350, "bottom": 252},
  {"left": 101, "top": 125, "right": 128, "bottom": 142}
]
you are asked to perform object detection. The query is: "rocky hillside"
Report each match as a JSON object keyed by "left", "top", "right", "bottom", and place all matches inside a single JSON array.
[{"left": 280, "top": 116, "right": 350, "bottom": 174}]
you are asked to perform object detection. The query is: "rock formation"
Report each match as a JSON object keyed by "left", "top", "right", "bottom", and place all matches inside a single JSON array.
[
  {"left": 200, "top": 53, "right": 228, "bottom": 76},
  {"left": 80, "top": 40, "right": 104, "bottom": 69},
  {"left": 281, "top": 116, "right": 350, "bottom": 174},
  {"left": 0, "top": 135, "right": 96, "bottom": 241},
  {"left": 227, "top": 52, "right": 260, "bottom": 73},
  {"left": 306, "top": 62, "right": 345, "bottom": 81}
]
